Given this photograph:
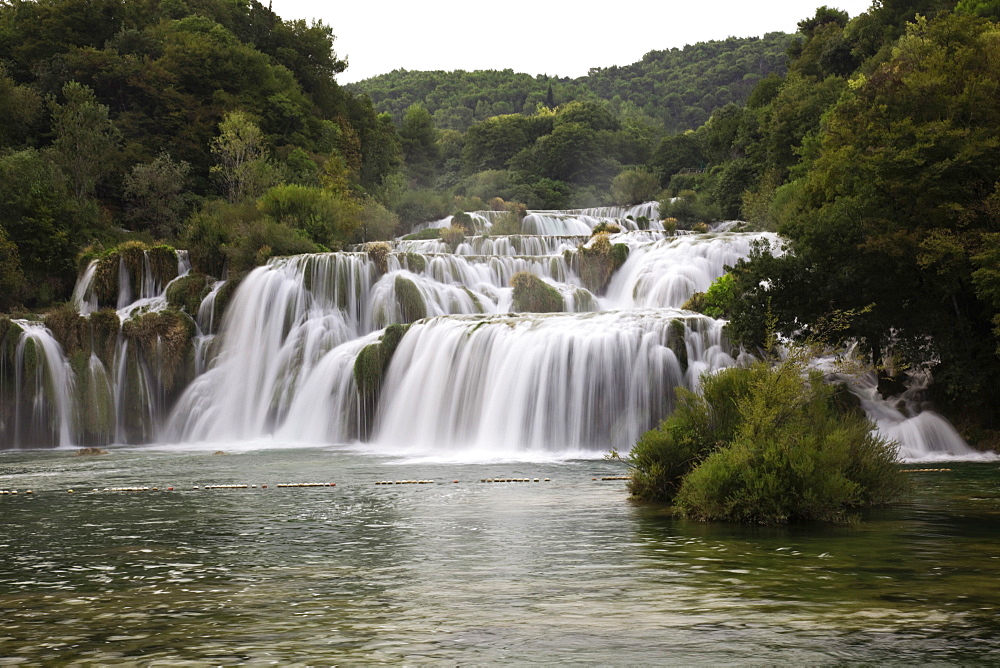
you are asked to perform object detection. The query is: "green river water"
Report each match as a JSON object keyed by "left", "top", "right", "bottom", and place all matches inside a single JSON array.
[{"left": 1, "top": 445, "right": 998, "bottom": 664}]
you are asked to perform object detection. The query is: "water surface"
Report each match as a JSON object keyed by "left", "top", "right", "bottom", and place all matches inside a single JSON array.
[{"left": 1, "top": 447, "right": 998, "bottom": 664}]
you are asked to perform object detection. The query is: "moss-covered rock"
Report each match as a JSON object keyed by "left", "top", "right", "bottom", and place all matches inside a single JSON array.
[
  {"left": 212, "top": 272, "right": 246, "bottom": 325},
  {"left": 121, "top": 308, "right": 196, "bottom": 391},
  {"left": 91, "top": 241, "right": 179, "bottom": 307},
  {"left": 511, "top": 272, "right": 564, "bottom": 313},
  {"left": 591, "top": 221, "right": 621, "bottom": 236},
  {"left": 394, "top": 276, "right": 426, "bottom": 324},
  {"left": 403, "top": 252, "right": 427, "bottom": 273},
  {"left": 43, "top": 303, "right": 87, "bottom": 358},
  {"left": 353, "top": 323, "right": 410, "bottom": 438},
  {"left": 574, "top": 233, "right": 631, "bottom": 294},
  {"left": 668, "top": 319, "right": 689, "bottom": 372},
  {"left": 365, "top": 242, "right": 390, "bottom": 275},
  {"left": 166, "top": 273, "right": 211, "bottom": 315}
]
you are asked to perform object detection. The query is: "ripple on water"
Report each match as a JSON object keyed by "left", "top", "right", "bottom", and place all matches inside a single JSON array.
[{"left": 0, "top": 451, "right": 998, "bottom": 663}]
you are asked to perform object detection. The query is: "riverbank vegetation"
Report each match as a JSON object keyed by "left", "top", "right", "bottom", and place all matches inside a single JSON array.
[{"left": 623, "top": 360, "right": 908, "bottom": 523}]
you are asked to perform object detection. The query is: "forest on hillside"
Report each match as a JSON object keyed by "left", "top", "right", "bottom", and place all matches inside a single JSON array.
[{"left": 351, "top": 33, "right": 794, "bottom": 134}]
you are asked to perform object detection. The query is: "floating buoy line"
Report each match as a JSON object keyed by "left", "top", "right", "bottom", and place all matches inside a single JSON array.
[{"left": 0, "top": 475, "right": 641, "bottom": 496}]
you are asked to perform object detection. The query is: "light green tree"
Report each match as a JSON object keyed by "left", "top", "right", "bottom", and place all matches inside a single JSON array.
[{"left": 210, "top": 111, "right": 271, "bottom": 203}]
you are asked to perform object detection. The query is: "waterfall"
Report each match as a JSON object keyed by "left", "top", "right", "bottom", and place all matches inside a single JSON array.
[
  {"left": 12, "top": 322, "right": 79, "bottom": 447},
  {"left": 4, "top": 203, "right": 993, "bottom": 462},
  {"left": 373, "top": 311, "right": 734, "bottom": 455}
]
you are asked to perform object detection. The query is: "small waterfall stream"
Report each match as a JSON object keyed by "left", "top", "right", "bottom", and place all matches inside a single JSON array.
[{"left": 1, "top": 203, "right": 992, "bottom": 461}]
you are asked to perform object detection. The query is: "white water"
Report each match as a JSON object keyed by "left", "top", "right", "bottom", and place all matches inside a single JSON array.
[
  {"left": 373, "top": 311, "right": 734, "bottom": 455},
  {"left": 5, "top": 207, "right": 990, "bottom": 462}
]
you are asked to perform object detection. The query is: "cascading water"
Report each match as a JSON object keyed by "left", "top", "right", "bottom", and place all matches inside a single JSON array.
[
  {"left": 4, "top": 205, "right": 993, "bottom": 462},
  {"left": 373, "top": 310, "right": 737, "bottom": 456}
]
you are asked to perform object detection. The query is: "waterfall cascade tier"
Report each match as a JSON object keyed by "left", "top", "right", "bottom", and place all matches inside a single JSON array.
[{"left": 0, "top": 206, "right": 992, "bottom": 462}]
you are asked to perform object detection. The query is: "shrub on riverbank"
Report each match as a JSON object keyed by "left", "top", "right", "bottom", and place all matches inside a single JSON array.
[{"left": 625, "top": 360, "right": 907, "bottom": 524}]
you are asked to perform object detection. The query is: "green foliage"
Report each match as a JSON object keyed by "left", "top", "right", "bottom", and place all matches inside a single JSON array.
[
  {"left": 124, "top": 152, "right": 191, "bottom": 238},
  {"left": 0, "top": 64, "right": 43, "bottom": 149},
  {"left": 0, "top": 227, "right": 25, "bottom": 310},
  {"left": 659, "top": 189, "right": 722, "bottom": 225},
  {"left": 399, "top": 103, "right": 439, "bottom": 187},
  {"left": 511, "top": 272, "right": 564, "bottom": 313},
  {"left": 355, "top": 198, "right": 400, "bottom": 242},
  {"left": 0, "top": 148, "right": 86, "bottom": 306},
  {"left": 489, "top": 210, "right": 523, "bottom": 235},
  {"left": 48, "top": 81, "right": 123, "bottom": 202},
  {"left": 210, "top": 111, "right": 272, "bottom": 203},
  {"left": 257, "top": 183, "right": 362, "bottom": 248},
  {"left": 627, "top": 360, "right": 907, "bottom": 524},
  {"left": 610, "top": 168, "right": 660, "bottom": 205},
  {"left": 682, "top": 273, "right": 735, "bottom": 318},
  {"left": 394, "top": 188, "right": 452, "bottom": 226},
  {"left": 440, "top": 225, "right": 467, "bottom": 252},
  {"left": 353, "top": 34, "right": 794, "bottom": 135},
  {"left": 401, "top": 227, "right": 443, "bottom": 241}
]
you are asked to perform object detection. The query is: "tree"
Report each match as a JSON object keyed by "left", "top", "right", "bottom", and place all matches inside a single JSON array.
[
  {"left": 210, "top": 110, "right": 271, "bottom": 203},
  {"left": 124, "top": 152, "right": 191, "bottom": 238},
  {"left": 48, "top": 81, "right": 122, "bottom": 202},
  {"left": 610, "top": 168, "right": 660, "bottom": 205},
  {"left": 399, "top": 103, "right": 439, "bottom": 187},
  {"left": 730, "top": 14, "right": 1000, "bottom": 417}
]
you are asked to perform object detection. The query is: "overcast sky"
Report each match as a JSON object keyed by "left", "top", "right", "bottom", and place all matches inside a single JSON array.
[{"left": 268, "top": 0, "right": 874, "bottom": 83}]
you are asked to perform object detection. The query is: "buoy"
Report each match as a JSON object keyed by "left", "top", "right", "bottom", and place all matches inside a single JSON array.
[
  {"left": 453, "top": 480, "right": 459, "bottom": 483},
  {"left": 544, "top": 478, "right": 550, "bottom": 482},
  {"left": 26, "top": 490, "right": 33, "bottom": 494},
  {"left": 67, "top": 489, "right": 73, "bottom": 493},
  {"left": 167, "top": 487, "right": 174, "bottom": 491}
]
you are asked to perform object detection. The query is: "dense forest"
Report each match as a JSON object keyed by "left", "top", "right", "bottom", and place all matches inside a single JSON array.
[
  {"left": 1, "top": 0, "right": 1000, "bottom": 442},
  {"left": 0, "top": 0, "right": 404, "bottom": 309},
  {"left": 351, "top": 33, "right": 794, "bottom": 134}
]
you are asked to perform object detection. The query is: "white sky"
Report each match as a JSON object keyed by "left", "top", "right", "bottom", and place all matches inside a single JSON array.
[{"left": 269, "top": 0, "right": 874, "bottom": 84}]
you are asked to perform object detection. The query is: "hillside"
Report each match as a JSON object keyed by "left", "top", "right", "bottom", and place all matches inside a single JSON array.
[{"left": 350, "top": 33, "right": 794, "bottom": 133}]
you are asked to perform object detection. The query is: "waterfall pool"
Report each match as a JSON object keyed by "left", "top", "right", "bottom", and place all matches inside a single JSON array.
[{"left": 1, "top": 445, "right": 998, "bottom": 663}]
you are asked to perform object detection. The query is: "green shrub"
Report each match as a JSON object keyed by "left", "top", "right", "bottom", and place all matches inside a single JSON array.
[
  {"left": 626, "top": 360, "right": 907, "bottom": 524},
  {"left": 440, "top": 225, "right": 466, "bottom": 251},
  {"left": 490, "top": 210, "right": 523, "bottom": 235},
  {"left": 511, "top": 272, "right": 564, "bottom": 313},
  {"left": 611, "top": 168, "right": 661, "bottom": 206},
  {"left": 682, "top": 273, "right": 735, "bottom": 318},
  {"left": 402, "top": 227, "right": 443, "bottom": 241},
  {"left": 591, "top": 222, "right": 621, "bottom": 236}
]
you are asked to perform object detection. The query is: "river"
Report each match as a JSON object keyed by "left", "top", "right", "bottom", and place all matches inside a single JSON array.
[{"left": 2, "top": 446, "right": 998, "bottom": 663}]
